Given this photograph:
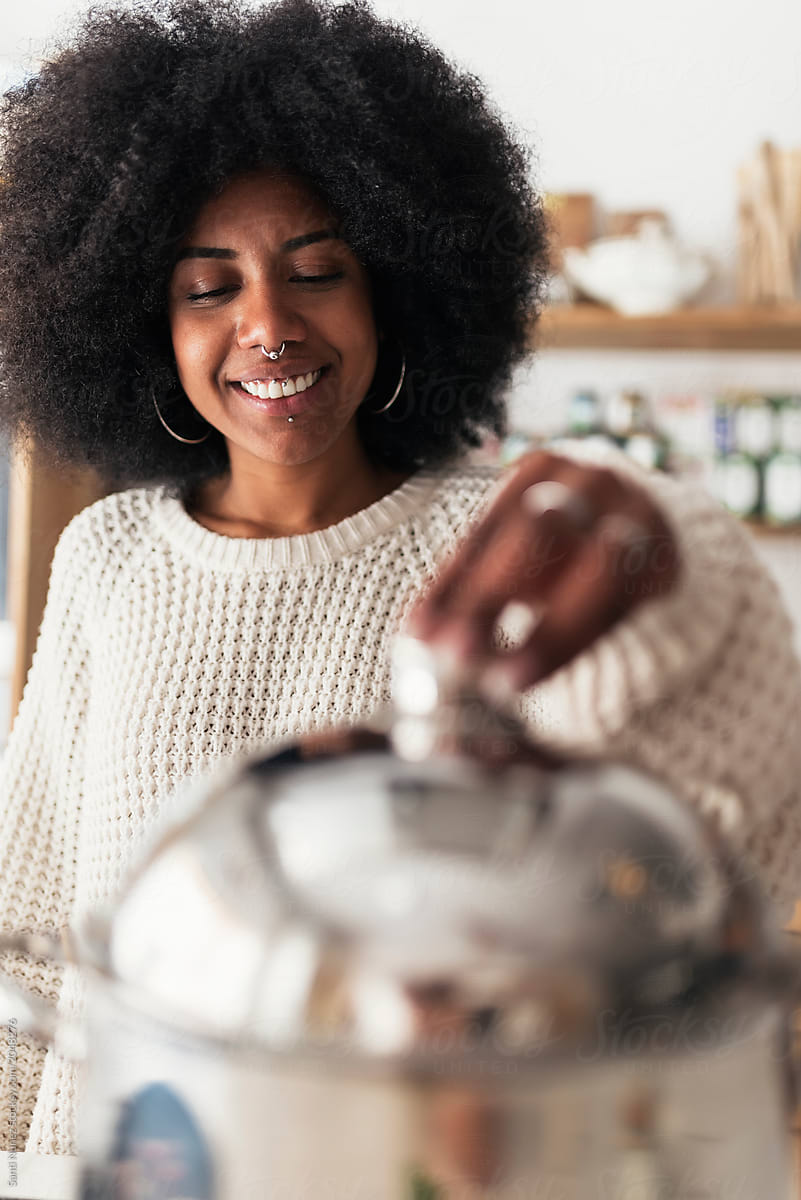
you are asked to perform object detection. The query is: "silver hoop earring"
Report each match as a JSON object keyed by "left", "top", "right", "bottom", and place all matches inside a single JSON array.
[
  {"left": 153, "top": 392, "right": 211, "bottom": 444},
  {"left": 368, "top": 349, "right": 406, "bottom": 415},
  {"left": 261, "top": 342, "right": 286, "bottom": 360}
]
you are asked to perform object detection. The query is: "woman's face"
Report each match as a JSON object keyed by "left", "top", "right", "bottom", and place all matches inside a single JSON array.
[{"left": 167, "top": 168, "right": 379, "bottom": 467}]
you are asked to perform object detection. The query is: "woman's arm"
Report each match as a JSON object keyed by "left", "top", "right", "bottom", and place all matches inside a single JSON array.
[
  {"left": 409, "top": 442, "right": 801, "bottom": 920},
  {"left": 536, "top": 447, "right": 801, "bottom": 917},
  {"left": 0, "top": 515, "right": 94, "bottom": 1152}
]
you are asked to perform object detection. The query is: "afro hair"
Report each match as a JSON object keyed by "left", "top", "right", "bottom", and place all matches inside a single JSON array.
[{"left": 0, "top": 0, "right": 549, "bottom": 489}]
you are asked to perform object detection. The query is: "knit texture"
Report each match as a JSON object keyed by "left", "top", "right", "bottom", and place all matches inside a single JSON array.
[{"left": 1, "top": 450, "right": 800, "bottom": 1158}]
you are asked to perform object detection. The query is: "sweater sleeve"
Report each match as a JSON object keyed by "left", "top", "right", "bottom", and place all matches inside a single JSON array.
[
  {"left": 515, "top": 439, "right": 801, "bottom": 921},
  {"left": 0, "top": 514, "right": 94, "bottom": 1152}
]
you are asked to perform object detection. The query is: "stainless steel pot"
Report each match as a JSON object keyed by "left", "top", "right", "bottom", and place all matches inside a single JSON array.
[{"left": 1, "top": 636, "right": 798, "bottom": 1199}]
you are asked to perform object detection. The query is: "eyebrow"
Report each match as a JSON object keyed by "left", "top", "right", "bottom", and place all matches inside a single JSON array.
[{"left": 175, "top": 229, "right": 342, "bottom": 262}]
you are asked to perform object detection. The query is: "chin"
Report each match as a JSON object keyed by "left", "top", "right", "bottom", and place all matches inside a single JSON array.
[{"left": 237, "top": 420, "right": 351, "bottom": 467}]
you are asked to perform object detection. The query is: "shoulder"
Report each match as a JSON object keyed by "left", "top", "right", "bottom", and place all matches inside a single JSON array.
[
  {"left": 401, "top": 459, "right": 507, "bottom": 559},
  {"left": 52, "top": 483, "right": 170, "bottom": 572},
  {"left": 423, "top": 459, "right": 506, "bottom": 517}
]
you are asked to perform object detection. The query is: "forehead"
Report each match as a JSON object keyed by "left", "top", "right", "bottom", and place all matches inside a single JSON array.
[{"left": 184, "top": 169, "right": 338, "bottom": 243}]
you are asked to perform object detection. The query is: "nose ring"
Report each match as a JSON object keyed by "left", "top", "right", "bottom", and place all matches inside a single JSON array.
[{"left": 261, "top": 342, "right": 286, "bottom": 360}]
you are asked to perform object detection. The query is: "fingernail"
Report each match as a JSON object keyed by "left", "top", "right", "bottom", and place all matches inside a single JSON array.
[
  {"left": 429, "top": 634, "right": 473, "bottom": 678},
  {"left": 480, "top": 662, "right": 523, "bottom": 705}
]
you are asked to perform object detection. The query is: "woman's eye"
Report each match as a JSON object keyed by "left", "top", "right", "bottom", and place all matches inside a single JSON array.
[
  {"left": 185, "top": 271, "right": 345, "bottom": 302},
  {"left": 290, "top": 272, "right": 345, "bottom": 284},
  {"left": 186, "top": 286, "right": 235, "bottom": 301}
]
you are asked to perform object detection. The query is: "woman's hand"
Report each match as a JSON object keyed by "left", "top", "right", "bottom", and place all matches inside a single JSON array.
[{"left": 406, "top": 450, "right": 681, "bottom": 695}]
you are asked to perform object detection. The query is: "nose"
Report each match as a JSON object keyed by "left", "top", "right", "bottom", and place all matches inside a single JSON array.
[{"left": 234, "top": 278, "right": 309, "bottom": 352}]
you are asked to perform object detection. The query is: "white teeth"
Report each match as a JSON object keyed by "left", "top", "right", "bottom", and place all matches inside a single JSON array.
[{"left": 239, "top": 368, "right": 323, "bottom": 399}]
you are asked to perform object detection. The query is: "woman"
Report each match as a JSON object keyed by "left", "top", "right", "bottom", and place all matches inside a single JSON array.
[{"left": 0, "top": 0, "right": 799, "bottom": 1161}]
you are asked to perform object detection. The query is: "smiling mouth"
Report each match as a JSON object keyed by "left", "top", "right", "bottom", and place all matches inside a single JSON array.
[{"left": 234, "top": 366, "right": 327, "bottom": 399}]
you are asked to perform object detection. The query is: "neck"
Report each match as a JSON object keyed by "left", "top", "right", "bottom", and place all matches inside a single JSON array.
[{"left": 189, "top": 431, "right": 411, "bottom": 538}]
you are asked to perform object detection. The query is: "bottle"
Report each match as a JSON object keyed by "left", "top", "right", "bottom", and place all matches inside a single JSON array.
[
  {"left": 713, "top": 393, "right": 737, "bottom": 459},
  {"left": 711, "top": 452, "right": 762, "bottom": 520},
  {"left": 604, "top": 389, "right": 639, "bottom": 446},
  {"left": 733, "top": 391, "right": 776, "bottom": 462},
  {"left": 567, "top": 389, "right": 605, "bottom": 438},
  {"left": 559, "top": 389, "right": 620, "bottom": 458},
  {"left": 655, "top": 393, "right": 712, "bottom": 486},
  {"left": 763, "top": 396, "right": 801, "bottom": 526},
  {"left": 605, "top": 389, "right": 670, "bottom": 472},
  {"left": 710, "top": 393, "right": 763, "bottom": 521}
]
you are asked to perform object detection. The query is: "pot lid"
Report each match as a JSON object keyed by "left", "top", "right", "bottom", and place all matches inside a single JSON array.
[{"left": 79, "top": 726, "right": 765, "bottom": 1064}]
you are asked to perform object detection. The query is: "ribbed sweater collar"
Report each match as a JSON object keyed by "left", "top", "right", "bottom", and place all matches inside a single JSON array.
[{"left": 150, "top": 465, "right": 446, "bottom": 570}]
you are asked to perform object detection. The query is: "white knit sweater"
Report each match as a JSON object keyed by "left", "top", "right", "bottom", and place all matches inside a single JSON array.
[{"left": 2, "top": 449, "right": 801, "bottom": 1158}]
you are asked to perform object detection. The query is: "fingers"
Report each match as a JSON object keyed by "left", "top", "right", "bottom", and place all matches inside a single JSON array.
[
  {"left": 296, "top": 727, "right": 389, "bottom": 759},
  {"left": 482, "top": 516, "right": 654, "bottom": 693},
  {"left": 406, "top": 450, "right": 680, "bottom": 692},
  {"left": 410, "top": 454, "right": 606, "bottom": 640},
  {"left": 411, "top": 505, "right": 582, "bottom": 663}
]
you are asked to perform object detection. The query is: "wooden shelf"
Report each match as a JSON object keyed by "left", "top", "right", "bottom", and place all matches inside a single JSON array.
[
  {"left": 745, "top": 520, "right": 801, "bottom": 538},
  {"left": 535, "top": 303, "right": 801, "bottom": 351}
]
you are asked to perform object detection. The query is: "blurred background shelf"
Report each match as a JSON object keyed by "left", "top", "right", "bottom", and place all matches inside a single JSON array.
[
  {"left": 535, "top": 303, "right": 801, "bottom": 351},
  {"left": 745, "top": 520, "right": 801, "bottom": 537}
]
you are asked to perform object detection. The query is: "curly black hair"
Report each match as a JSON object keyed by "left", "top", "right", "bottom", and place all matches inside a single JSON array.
[{"left": 0, "top": 0, "right": 549, "bottom": 488}]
